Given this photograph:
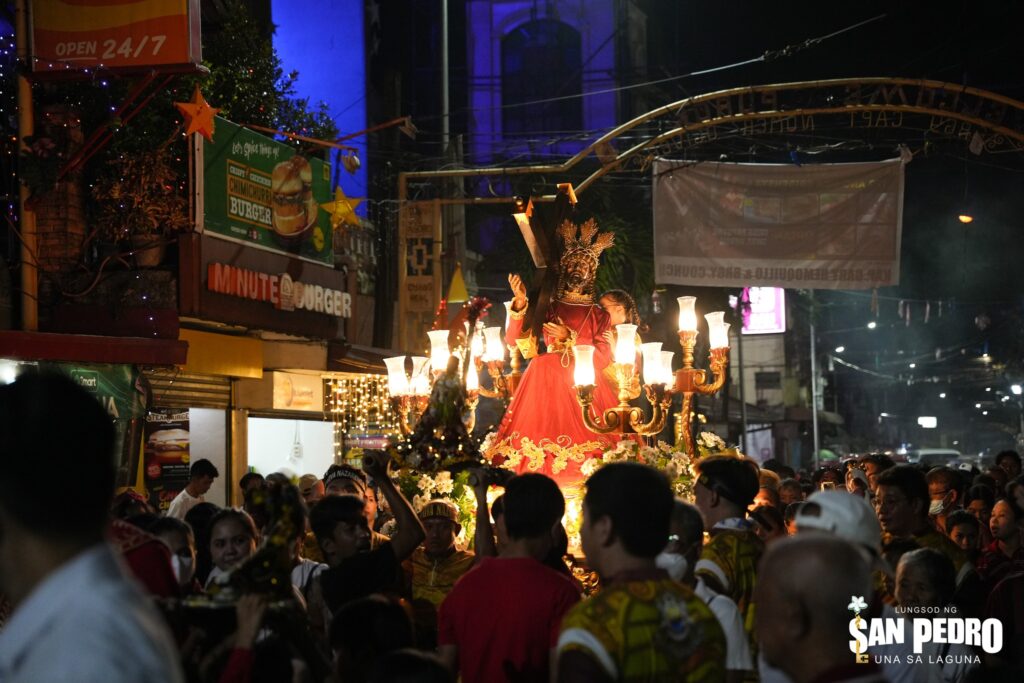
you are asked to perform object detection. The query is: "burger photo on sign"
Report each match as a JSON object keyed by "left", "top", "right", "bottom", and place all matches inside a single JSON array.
[
  {"left": 146, "top": 428, "right": 190, "bottom": 466},
  {"left": 270, "top": 155, "right": 318, "bottom": 243}
]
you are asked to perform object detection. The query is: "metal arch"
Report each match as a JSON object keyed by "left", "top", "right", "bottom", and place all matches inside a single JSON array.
[{"left": 398, "top": 77, "right": 1024, "bottom": 200}]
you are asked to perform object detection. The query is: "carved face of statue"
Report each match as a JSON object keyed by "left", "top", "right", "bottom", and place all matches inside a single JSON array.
[{"left": 561, "top": 253, "right": 596, "bottom": 293}]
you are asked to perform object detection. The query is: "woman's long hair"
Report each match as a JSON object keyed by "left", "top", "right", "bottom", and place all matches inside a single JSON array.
[{"left": 599, "top": 288, "right": 649, "bottom": 334}]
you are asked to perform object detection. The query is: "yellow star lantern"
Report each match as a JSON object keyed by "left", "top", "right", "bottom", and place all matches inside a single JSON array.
[
  {"left": 320, "top": 186, "right": 363, "bottom": 229},
  {"left": 174, "top": 86, "right": 220, "bottom": 142}
]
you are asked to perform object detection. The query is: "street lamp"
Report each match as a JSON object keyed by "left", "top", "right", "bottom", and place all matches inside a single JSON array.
[
  {"left": 572, "top": 296, "right": 731, "bottom": 455},
  {"left": 1012, "top": 384, "right": 1022, "bottom": 396}
]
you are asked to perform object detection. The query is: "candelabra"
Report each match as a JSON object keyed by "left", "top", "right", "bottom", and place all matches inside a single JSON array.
[
  {"left": 572, "top": 296, "right": 731, "bottom": 455},
  {"left": 384, "top": 354, "right": 432, "bottom": 436},
  {"left": 387, "top": 327, "right": 491, "bottom": 438},
  {"left": 474, "top": 323, "right": 523, "bottom": 403}
]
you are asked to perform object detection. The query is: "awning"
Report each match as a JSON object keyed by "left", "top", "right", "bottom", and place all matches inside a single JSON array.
[
  {"left": 0, "top": 331, "right": 187, "bottom": 366},
  {"left": 179, "top": 329, "right": 262, "bottom": 378},
  {"left": 327, "top": 342, "right": 393, "bottom": 375}
]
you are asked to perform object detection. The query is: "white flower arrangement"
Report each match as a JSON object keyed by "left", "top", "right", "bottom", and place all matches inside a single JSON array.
[
  {"left": 581, "top": 432, "right": 734, "bottom": 501},
  {"left": 434, "top": 471, "right": 455, "bottom": 495},
  {"left": 395, "top": 469, "right": 479, "bottom": 545}
]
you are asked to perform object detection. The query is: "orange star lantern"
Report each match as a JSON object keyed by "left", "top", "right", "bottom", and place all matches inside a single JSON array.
[{"left": 174, "top": 86, "right": 219, "bottom": 142}]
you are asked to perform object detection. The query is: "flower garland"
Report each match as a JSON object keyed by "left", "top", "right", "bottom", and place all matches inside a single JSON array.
[
  {"left": 388, "top": 469, "right": 480, "bottom": 547},
  {"left": 348, "top": 432, "right": 738, "bottom": 555}
]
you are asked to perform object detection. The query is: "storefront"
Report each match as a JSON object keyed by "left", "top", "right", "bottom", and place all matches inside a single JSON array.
[
  {"left": 236, "top": 358, "right": 336, "bottom": 483},
  {"left": 140, "top": 328, "right": 263, "bottom": 511},
  {"left": 179, "top": 228, "right": 353, "bottom": 501},
  {"left": 0, "top": 330, "right": 188, "bottom": 494}
]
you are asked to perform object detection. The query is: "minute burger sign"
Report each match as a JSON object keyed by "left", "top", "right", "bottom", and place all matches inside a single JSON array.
[{"left": 207, "top": 262, "right": 351, "bottom": 318}]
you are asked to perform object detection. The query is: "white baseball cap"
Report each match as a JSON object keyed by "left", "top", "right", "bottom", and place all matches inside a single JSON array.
[{"left": 795, "top": 489, "right": 882, "bottom": 554}]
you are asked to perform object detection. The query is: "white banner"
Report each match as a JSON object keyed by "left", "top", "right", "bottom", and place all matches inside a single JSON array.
[{"left": 653, "top": 158, "right": 905, "bottom": 289}]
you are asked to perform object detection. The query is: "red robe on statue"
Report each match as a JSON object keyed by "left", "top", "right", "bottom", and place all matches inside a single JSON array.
[{"left": 484, "top": 298, "right": 624, "bottom": 485}]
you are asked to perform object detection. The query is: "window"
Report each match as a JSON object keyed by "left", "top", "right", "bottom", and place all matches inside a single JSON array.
[{"left": 501, "top": 19, "right": 582, "bottom": 137}]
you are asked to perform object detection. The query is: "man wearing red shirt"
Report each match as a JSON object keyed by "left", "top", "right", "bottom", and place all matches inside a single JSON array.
[{"left": 438, "top": 473, "right": 580, "bottom": 683}]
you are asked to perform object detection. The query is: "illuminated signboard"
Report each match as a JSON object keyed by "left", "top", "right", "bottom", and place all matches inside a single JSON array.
[{"left": 742, "top": 287, "right": 786, "bottom": 335}]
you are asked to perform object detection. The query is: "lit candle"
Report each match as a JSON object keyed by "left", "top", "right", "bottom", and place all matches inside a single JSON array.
[
  {"left": 677, "top": 296, "right": 698, "bottom": 332},
  {"left": 483, "top": 327, "right": 505, "bottom": 361},
  {"left": 573, "top": 345, "right": 596, "bottom": 386},
  {"left": 705, "top": 311, "right": 730, "bottom": 349},
  {"left": 640, "top": 342, "right": 663, "bottom": 384},
  {"left": 470, "top": 326, "right": 484, "bottom": 359},
  {"left": 410, "top": 356, "right": 430, "bottom": 396},
  {"left": 465, "top": 361, "right": 479, "bottom": 391},
  {"left": 613, "top": 324, "right": 638, "bottom": 365},
  {"left": 659, "top": 351, "right": 675, "bottom": 385},
  {"left": 427, "top": 330, "right": 451, "bottom": 372},
  {"left": 383, "top": 356, "right": 408, "bottom": 396}
]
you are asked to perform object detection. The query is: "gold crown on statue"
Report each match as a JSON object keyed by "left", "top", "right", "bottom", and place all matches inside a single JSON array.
[
  {"left": 556, "top": 218, "right": 614, "bottom": 302},
  {"left": 558, "top": 218, "right": 615, "bottom": 266}
]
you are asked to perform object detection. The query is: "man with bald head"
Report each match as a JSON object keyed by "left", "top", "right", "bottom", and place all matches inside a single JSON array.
[{"left": 755, "top": 535, "right": 886, "bottom": 683}]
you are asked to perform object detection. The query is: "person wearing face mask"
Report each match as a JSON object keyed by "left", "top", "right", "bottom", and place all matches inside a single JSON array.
[
  {"left": 149, "top": 517, "right": 200, "bottom": 594},
  {"left": 657, "top": 499, "right": 753, "bottom": 683},
  {"left": 926, "top": 466, "right": 964, "bottom": 533}
]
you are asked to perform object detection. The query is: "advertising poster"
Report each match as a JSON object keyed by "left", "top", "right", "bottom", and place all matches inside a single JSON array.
[
  {"left": 31, "top": 0, "right": 202, "bottom": 73},
  {"left": 42, "top": 362, "right": 145, "bottom": 489},
  {"left": 204, "top": 117, "right": 334, "bottom": 266},
  {"left": 143, "top": 409, "right": 191, "bottom": 512},
  {"left": 653, "top": 158, "right": 905, "bottom": 290}
]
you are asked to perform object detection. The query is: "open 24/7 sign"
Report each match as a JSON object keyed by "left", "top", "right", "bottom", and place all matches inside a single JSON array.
[{"left": 31, "top": 0, "right": 201, "bottom": 74}]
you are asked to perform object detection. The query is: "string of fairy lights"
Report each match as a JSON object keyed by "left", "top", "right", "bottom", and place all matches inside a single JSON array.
[
  {"left": 327, "top": 373, "right": 399, "bottom": 458},
  {"left": 1, "top": 31, "right": 16, "bottom": 230}
]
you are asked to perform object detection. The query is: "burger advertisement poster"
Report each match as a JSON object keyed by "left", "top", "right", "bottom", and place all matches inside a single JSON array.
[
  {"left": 203, "top": 117, "right": 334, "bottom": 266},
  {"left": 143, "top": 409, "right": 191, "bottom": 512}
]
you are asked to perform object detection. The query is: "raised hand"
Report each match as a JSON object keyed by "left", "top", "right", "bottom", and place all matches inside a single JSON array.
[{"left": 508, "top": 273, "right": 527, "bottom": 311}]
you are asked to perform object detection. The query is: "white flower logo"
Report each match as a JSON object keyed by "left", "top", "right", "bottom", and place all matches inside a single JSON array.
[{"left": 847, "top": 595, "right": 868, "bottom": 614}]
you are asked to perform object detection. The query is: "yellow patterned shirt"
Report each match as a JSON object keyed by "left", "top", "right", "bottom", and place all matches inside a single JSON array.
[
  {"left": 407, "top": 547, "right": 476, "bottom": 607},
  {"left": 557, "top": 571, "right": 726, "bottom": 682},
  {"left": 694, "top": 520, "right": 764, "bottom": 645}
]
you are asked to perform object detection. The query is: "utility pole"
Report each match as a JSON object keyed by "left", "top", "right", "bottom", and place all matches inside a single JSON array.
[
  {"left": 737, "top": 318, "right": 748, "bottom": 452},
  {"left": 15, "top": 0, "right": 37, "bottom": 331},
  {"left": 810, "top": 307, "right": 821, "bottom": 470}
]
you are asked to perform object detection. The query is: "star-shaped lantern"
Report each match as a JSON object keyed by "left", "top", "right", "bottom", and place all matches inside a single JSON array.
[
  {"left": 320, "top": 186, "right": 363, "bottom": 229},
  {"left": 174, "top": 86, "right": 220, "bottom": 142}
]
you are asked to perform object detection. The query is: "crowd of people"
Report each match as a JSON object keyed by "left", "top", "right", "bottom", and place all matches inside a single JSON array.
[{"left": 1, "top": 372, "right": 1024, "bottom": 682}]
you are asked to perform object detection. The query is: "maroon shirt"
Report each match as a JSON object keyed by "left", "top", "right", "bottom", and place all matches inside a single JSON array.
[{"left": 976, "top": 539, "right": 1024, "bottom": 587}]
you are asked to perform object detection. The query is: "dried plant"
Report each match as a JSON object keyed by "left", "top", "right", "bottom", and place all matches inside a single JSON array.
[{"left": 92, "top": 148, "right": 191, "bottom": 241}]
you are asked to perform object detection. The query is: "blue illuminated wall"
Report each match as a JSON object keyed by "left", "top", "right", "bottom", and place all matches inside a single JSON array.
[
  {"left": 466, "top": 0, "right": 617, "bottom": 164},
  {"left": 272, "top": 0, "right": 367, "bottom": 215}
]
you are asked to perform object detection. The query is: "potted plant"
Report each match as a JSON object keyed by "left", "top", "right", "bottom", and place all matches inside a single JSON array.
[{"left": 91, "top": 147, "right": 191, "bottom": 267}]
